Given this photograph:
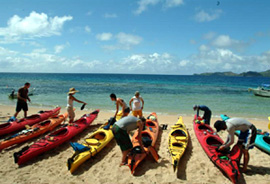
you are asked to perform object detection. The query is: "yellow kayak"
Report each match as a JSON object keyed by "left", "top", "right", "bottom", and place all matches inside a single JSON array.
[
  {"left": 67, "top": 114, "right": 121, "bottom": 173},
  {"left": 168, "top": 116, "right": 189, "bottom": 172}
]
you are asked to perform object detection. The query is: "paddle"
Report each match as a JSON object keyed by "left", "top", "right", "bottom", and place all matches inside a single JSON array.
[{"left": 80, "top": 103, "right": 86, "bottom": 110}]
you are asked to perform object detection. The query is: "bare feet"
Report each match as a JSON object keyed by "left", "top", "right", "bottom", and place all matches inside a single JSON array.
[{"left": 119, "top": 162, "right": 127, "bottom": 167}]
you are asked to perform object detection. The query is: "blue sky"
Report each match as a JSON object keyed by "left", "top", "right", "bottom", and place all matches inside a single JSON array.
[{"left": 0, "top": 0, "right": 269, "bottom": 74}]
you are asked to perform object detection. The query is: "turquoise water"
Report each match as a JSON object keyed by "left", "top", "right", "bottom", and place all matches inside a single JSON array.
[{"left": 0, "top": 73, "right": 269, "bottom": 119}]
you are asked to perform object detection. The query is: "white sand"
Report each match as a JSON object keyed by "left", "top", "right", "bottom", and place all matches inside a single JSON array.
[{"left": 0, "top": 105, "right": 269, "bottom": 184}]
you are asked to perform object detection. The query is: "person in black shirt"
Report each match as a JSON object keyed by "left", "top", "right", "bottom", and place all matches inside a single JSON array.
[{"left": 13, "top": 82, "right": 31, "bottom": 119}]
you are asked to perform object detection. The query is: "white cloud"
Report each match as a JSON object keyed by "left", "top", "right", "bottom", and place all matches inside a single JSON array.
[
  {"left": 0, "top": 11, "right": 72, "bottom": 43},
  {"left": 85, "top": 26, "right": 91, "bottom": 33},
  {"left": 164, "top": 0, "right": 184, "bottom": 8},
  {"left": 104, "top": 13, "right": 118, "bottom": 18},
  {"left": 116, "top": 32, "right": 142, "bottom": 46},
  {"left": 199, "top": 44, "right": 210, "bottom": 52},
  {"left": 96, "top": 33, "right": 113, "bottom": 41},
  {"left": 100, "top": 32, "right": 143, "bottom": 50},
  {"left": 134, "top": 0, "right": 184, "bottom": 14},
  {"left": 194, "top": 9, "right": 222, "bottom": 22},
  {"left": 134, "top": 0, "right": 160, "bottom": 15},
  {"left": 203, "top": 32, "right": 216, "bottom": 40}
]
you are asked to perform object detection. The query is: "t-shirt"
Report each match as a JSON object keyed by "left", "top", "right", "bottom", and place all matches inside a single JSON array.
[
  {"left": 224, "top": 118, "right": 252, "bottom": 148},
  {"left": 18, "top": 87, "right": 28, "bottom": 102},
  {"left": 131, "top": 96, "right": 142, "bottom": 111},
  {"left": 115, "top": 116, "right": 139, "bottom": 132}
]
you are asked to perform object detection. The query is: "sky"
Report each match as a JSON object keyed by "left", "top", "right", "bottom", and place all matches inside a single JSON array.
[{"left": 0, "top": 0, "right": 269, "bottom": 75}]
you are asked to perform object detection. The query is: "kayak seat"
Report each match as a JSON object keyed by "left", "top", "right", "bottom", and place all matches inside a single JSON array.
[
  {"left": 142, "top": 136, "right": 152, "bottom": 147},
  {"left": 206, "top": 137, "right": 222, "bottom": 146},
  {"left": 25, "top": 115, "right": 40, "bottom": 120},
  {"left": 146, "top": 121, "right": 156, "bottom": 127},
  {"left": 263, "top": 136, "right": 270, "bottom": 144},
  {"left": 0, "top": 122, "right": 11, "bottom": 129},
  {"left": 172, "top": 142, "right": 183, "bottom": 148},
  {"left": 171, "top": 130, "right": 187, "bottom": 141},
  {"left": 85, "top": 138, "right": 99, "bottom": 145},
  {"left": 40, "top": 120, "right": 51, "bottom": 126},
  {"left": 50, "top": 128, "right": 68, "bottom": 136},
  {"left": 93, "top": 132, "right": 106, "bottom": 140}
]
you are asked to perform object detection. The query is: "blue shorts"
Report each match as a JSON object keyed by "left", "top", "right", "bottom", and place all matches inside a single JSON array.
[{"left": 238, "top": 125, "right": 257, "bottom": 150}]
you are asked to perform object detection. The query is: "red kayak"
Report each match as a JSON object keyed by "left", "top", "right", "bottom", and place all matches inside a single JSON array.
[
  {"left": 193, "top": 115, "right": 241, "bottom": 184},
  {"left": 0, "top": 107, "right": 61, "bottom": 136},
  {"left": 14, "top": 110, "right": 99, "bottom": 165}
]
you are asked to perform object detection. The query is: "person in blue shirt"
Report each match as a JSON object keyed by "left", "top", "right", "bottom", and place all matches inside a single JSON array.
[{"left": 193, "top": 105, "right": 212, "bottom": 125}]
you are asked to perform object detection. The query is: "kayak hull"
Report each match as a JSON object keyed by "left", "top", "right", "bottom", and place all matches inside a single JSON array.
[
  {"left": 168, "top": 116, "right": 189, "bottom": 171},
  {"left": 0, "top": 107, "right": 61, "bottom": 136},
  {"left": 193, "top": 115, "right": 241, "bottom": 184},
  {"left": 0, "top": 113, "right": 68, "bottom": 151},
  {"left": 14, "top": 110, "right": 99, "bottom": 165},
  {"left": 127, "top": 112, "right": 159, "bottom": 174}
]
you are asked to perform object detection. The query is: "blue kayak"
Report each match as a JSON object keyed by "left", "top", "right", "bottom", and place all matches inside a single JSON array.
[
  {"left": 221, "top": 114, "right": 270, "bottom": 154},
  {"left": 235, "top": 130, "right": 270, "bottom": 154}
]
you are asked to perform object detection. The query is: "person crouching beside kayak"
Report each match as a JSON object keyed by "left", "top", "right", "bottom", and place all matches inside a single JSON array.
[
  {"left": 112, "top": 116, "right": 145, "bottom": 166},
  {"left": 67, "top": 88, "right": 87, "bottom": 123},
  {"left": 193, "top": 105, "right": 212, "bottom": 125},
  {"left": 110, "top": 93, "right": 130, "bottom": 118},
  {"left": 214, "top": 118, "right": 257, "bottom": 172}
]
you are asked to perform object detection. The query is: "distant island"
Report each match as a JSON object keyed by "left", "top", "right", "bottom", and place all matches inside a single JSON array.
[{"left": 194, "top": 70, "right": 270, "bottom": 77}]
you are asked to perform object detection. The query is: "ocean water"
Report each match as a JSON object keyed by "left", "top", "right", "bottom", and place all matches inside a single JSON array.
[{"left": 0, "top": 73, "right": 269, "bottom": 119}]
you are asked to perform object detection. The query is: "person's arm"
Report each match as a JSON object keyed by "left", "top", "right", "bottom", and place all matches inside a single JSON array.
[
  {"left": 71, "top": 96, "right": 87, "bottom": 104},
  {"left": 137, "top": 120, "right": 144, "bottom": 151},
  {"left": 219, "top": 129, "right": 235, "bottom": 150},
  {"left": 140, "top": 97, "right": 144, "bottom": 110},
  {"left": 129, "top": 98, "right": 133, "bottom": 110},
  {"left": 114, "top": 100, "right": 119, "bottom": 118}
]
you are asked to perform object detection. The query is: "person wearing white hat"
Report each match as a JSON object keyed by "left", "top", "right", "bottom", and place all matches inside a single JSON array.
[{"left": 67, "top": 88, "right": 87, "bottom": 123}]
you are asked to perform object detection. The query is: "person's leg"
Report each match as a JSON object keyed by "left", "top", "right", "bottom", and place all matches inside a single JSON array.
[
  {"left": 23, "top": 111, "right": 27, "bottom": 118},
  {"left": 132, "top": 110, "right": 137, "bottom": 117},
  {"left": 14, "top": 111, "right": 19, "bottom": 118},
  {"left": 138, "top": 110, "right": 143, "bottom": 118},
  {"left": 67, "top": 107, "right": 75, "bottom": 123},
  {"left": 121, "top": 149, "right": 131, "bottom": 166},
  {"left": 242, "top": 149, "right": 249, "bottom": 172}
]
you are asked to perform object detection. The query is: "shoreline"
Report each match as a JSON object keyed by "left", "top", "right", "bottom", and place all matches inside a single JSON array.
[{"left": 0, "top": 105, "right": 270, "bottom": 184}]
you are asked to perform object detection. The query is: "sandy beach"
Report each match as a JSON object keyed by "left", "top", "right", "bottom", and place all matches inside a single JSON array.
[{"left": 0, "top": 104, "right": 270, "bottom": 184}]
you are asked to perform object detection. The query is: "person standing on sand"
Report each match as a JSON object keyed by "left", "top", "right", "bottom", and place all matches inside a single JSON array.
[
  {"left": 193, "top": 105, "right": 212, "bottom": 125},
  {"left": 67, "top": 88, "right": 87, "bottom": 123},
  {"left": 129, "top": 91, "right": 144, "bottom": 118},
  {"left": 10, "top": 82, "right": 31, "bottom": 121},
  {"left": 112, "top": 116, "right": 145, "bottom": 166},
  {"left": 110, "top": 93, "right": 130, "bottom": 118},
  {"left": 214, "top": 118, "right": 257, "bottom": 172}
]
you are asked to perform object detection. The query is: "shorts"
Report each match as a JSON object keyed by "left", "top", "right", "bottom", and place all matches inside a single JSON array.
[
  {"left": 124, "top": 107, "right": 130, "bottom": 114},
  {"left": 132, "top": 110, "right": 142, "bottom": 117},
  {"left": 112, "top": 124, "right": 133, "bottom": 151},
  {"left": 238, "top": 125, "right": 257, "bottom": 150},
  {"left": 16, "top": 101, "right": 28, "bottom": 112},
  {"left": 67, "top": 107, "right": 75, "bottom": 120}
]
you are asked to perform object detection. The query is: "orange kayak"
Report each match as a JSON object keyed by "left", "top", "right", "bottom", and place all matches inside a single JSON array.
[
  {"left": 0, "top": 112, "right": 68, "bottom": 151},
  {"left": 126, "top": 112, "right": 159, "bottom": 174}
]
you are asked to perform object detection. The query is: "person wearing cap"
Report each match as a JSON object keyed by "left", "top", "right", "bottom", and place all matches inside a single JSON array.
[
  {"left": 110, "top": 93, "right": 130, "bottom": 118},
  {"left": 129, "top": 91, "right": 144, "bottom": 118},
  {"left": 214, "top": 118, "right": 257, "bottom": 172},
  {"left": 193, "top": 105, "right": 212, "bottom": 125},
  {"left": 67, "top": 88, "right": 87, "bottom": 123},
  {"left": 112, "top": 116, "right": 145, "bottom": 166}
]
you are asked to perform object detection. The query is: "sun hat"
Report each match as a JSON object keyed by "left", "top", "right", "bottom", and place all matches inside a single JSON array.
[
  {"left": 214, "top": 120, "right": 226, "bottom": 132},
  {"left": 68, "top": 87, "right": 79, "bottom": 94},
  {"left": 135, "top": 91, "right": 140, "bottom": 96}
]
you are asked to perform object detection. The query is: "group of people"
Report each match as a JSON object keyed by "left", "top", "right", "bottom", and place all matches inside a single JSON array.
[{"left": 10, "top": 83, "right": 257, "bottom": 172}]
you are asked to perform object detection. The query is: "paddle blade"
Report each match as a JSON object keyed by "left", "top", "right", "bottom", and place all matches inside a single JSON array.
[
  {"left": 80, "top": 104, "right": 86, "bottom": 110},
  {"left": 149, "top": 146, "right": 159, "bottom": 162}
]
